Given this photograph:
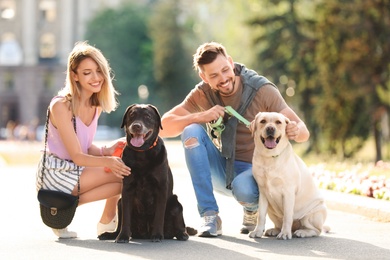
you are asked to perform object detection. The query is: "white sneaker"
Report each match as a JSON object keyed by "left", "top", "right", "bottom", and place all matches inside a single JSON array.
[
  {"left": 198, "top": 211, "right": 222, "bottom": 237},
  {"left": 97, "top": 215, "right": 118, "bottom": 236},
  {"left": 52, "top": 228, "right": 77, "bottom": 238}
]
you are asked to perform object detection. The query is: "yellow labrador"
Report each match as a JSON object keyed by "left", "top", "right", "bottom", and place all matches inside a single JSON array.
[{"left": 249, "top": 112, "right": 327, "bottom": 240}]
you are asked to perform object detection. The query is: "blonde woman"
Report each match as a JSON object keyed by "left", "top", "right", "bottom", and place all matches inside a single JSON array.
[{"left": 36, "top": 42, "right": 131, "bottom": 238}]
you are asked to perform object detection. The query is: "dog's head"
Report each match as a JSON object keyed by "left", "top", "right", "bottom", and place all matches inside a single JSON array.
[
  {"left": 120, "top": 104, "right": 162, "bottom": 150},
  {"left": 250, "top": 112, "right": 290, "bottom": 155}
]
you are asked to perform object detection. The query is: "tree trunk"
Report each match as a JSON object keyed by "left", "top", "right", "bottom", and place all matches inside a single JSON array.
[{"left": 374, "top": 119, "right": 382, "bottom": 162}]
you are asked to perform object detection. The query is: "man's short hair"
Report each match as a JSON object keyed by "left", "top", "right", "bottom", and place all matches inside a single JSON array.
[{"left": 193, "top": 42, "right": 228, "bottom": 72}]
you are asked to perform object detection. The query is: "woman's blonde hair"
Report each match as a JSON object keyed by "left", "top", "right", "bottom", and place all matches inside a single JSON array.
[{"left": 58, "top": 41, "right": 118, "bottom": 115}]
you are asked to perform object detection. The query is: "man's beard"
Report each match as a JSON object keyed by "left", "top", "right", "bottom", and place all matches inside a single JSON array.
[{"left": 218, "top": 79, "right": 235, "bottom": 96}]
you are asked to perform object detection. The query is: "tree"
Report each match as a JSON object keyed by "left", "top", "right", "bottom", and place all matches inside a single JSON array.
[
  {"left": 148, "top": 0, "right": 196, "bottom": 113},
  {"left": 85, "top": 3, "right": 155, "bottom": 126},
  {"left": 249, "top": 0, "right": 390, "bottom": 160},
  {"left": 315, "top": 0, "right": 390, "bottom": 160},
  {"left": 248, "top": 0, "right": 322, "bottom": 153}
]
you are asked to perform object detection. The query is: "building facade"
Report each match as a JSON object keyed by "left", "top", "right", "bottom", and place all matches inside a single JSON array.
[{"left": 0, "top": 0, "right": 120, "bottom": 138}]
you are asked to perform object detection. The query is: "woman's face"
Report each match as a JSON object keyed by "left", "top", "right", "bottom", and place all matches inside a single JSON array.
[{"left": 72, "top": 57, "right": 104, "bottom": 94}]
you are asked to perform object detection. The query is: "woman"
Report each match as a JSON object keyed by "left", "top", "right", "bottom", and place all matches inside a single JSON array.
[{"left": 36, "top": 41, "right": 131, "bottom": 238}]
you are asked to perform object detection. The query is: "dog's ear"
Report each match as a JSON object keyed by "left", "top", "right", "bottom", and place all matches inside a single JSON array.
[
  {"left": 120, "top": 104, "right": 136, "bottom": 128},
  {"left": 148, "top": 104, "right": 163, "bottom": 130},
  {"left": 249, "top": 113, "right": 260, "bottom": 136},
  {"left": 284, "top": 115, "right": 291, "bottom": 125}
]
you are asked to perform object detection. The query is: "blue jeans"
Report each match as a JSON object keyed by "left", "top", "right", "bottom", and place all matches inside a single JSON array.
[{"left": 181, "top": 124, "right": 259, "bottom": 216}]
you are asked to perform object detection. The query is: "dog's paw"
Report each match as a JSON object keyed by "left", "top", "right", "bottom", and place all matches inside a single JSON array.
[
  {"left": 249, "top": 228, "right": 264, "bottom": 238},
  {"left": 150, "top": 234, "right": 163, "bottom": 242},
  {"left": 115, "top": 238, "right": 130, "bottom": 243},
  {"left": 294, "top": 229, "right": 319, "bottom": 238},
  {"left": 98, "top": 231, "right": 117, "bottom": 241},
  {"left": 186, "top": 226, "right": 198, "bottom": 236},
  {"left": 115, "top": 233, "right": 131, "bottom": 243},
  {"left": 175, "top": 232, "right": 189, "bottom": 241},
  {"left": 276, "top": 230, "right": 292, "bottom": 240},
  {"left": 265, "top": 228, "right": 281, "bottom": 237}
]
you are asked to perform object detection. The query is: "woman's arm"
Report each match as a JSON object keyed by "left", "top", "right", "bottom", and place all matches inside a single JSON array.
[{"left": 50, "top": 100, "right": 129, "bottom": 178}]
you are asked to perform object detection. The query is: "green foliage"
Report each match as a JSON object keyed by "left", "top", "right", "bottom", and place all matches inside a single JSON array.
[
  {"left": 85, "top": 3, "right": 155, "bottom": 127},
  {"left": 249, "top": 0, "right": 390, "bottom": 160},
  {"left": 82, "top": 0, "right": 390, "bottom": 160},
  {"left": 314, "top": 0, "right": 390, "bottom": 159},
  {"left": 148, "top": 0, "right": 197, "bottom": 113},
  {"left": 248, "top": 0, "right": 321, "bottom": 153}
]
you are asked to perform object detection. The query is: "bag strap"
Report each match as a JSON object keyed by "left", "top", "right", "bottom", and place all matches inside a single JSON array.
[{"left": 40, "top": 107, "right": 80, "bottom": 196}]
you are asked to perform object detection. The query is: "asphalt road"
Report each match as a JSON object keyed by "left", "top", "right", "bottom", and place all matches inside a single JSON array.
[{"left": 1, "top": 140, "right": 390, "bottom": 260}]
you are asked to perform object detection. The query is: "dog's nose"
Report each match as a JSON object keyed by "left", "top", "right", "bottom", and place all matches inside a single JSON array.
[
  {"left": 266, "top": 126, "right": 275, "bottom": 136},
  {"left": 131, "top": 122, "right": 142, "bottom": 132}
]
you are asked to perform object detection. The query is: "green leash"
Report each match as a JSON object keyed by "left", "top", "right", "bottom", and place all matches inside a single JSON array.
[
  {"left": 210, "top": 106, "right": 250, "bottom": 138},
  {"left": 224, "top": 106, "right": 251, "bottom": 127}
]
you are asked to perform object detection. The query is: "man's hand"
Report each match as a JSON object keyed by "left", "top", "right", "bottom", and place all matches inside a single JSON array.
[
  {"left": 286, "top": 121, "right": 299, "bottom": 141},
  {"left": 202, "top": 105, "right": 226, "bottom": 123}
]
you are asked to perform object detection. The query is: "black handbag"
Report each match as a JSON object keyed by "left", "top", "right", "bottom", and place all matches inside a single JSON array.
[{"left": 37, "top": 108, "right": 80, "bottom": 229}]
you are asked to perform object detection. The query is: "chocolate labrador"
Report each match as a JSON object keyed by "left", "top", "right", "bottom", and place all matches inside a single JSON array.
[{"left": 98, "top": 104, "right": 196, "bottom": 243}]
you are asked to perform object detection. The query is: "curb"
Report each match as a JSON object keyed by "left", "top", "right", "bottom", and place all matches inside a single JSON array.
[{"left": 323, "top": 189, "right": 390, "bottom": 222}]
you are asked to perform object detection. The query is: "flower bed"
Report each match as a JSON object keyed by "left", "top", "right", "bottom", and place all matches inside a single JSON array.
[{"left": 310, "top": 160, "right": 390, "bottom": 201}]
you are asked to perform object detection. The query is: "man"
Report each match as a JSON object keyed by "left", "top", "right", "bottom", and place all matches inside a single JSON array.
[{"left": 160, "top": 42, "right": 310, "bottom": 237}]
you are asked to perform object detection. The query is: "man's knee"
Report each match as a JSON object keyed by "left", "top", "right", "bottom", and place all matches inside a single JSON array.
[
  {"left": 184, "top": 137, "right": 199, "bottom": 149},
  {"left": 231, "top": 178, "right": 259, "bottom": 205}
]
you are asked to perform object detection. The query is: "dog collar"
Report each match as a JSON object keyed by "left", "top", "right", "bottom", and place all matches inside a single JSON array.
[{"left": 133, "top": 137, "right": 159, "bottom": 152}]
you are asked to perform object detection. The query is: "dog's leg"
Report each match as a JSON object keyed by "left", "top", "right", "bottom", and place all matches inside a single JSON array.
[
  {"left": 115, "top": 190, "right": 133, "bottom": 243},
  {"left": 276, "top": 190, "right": 295, "bottom": 240},
  {"left": 150, "top": 189, "right": 167, "bottom": 242},
  {"left": 294, "top": 207, "right": 327, "bottom": 238},
  {"left": 264, "top": 213, "right": 282, "bottom": 237},
  {"left": 164, "top": 195, "right": 189, "bottom": 241},
  {"left": 249, "top": 191, "right": 268, "bottom": 238}
]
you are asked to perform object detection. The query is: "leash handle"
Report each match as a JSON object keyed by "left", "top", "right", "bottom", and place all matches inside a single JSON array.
[{"left": 209, "top": 106, "right": 251, "bottom": 138}]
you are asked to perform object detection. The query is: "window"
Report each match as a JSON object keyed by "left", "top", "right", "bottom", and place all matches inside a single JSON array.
[
  {"left": 0, "top": 0, "right": 15, "bottom": 20},
  {"left": 39, "top": 0, "right": 56, "bottom": 23},
  {"left": 43, "top": 71, "right": 54, "bottom": 90},
  {"left": 39, "top": 33, "right": 56, "bottom": 59},
  {"left": 4, "top": 71, "right": 15, "bottom": 90},
  {"left": 0, "top": 33, "right": 22, "bottom": 65}
]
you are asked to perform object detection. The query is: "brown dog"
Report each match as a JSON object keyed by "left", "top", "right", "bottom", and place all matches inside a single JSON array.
[
  {"left": 249, "top": 112, "right": 328, "bottom": 240},
  {"left": 98, "top": 104, "right": 196, "bottom": 243}
]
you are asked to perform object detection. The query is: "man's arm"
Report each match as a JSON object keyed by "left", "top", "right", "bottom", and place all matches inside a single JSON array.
[
  {"left": 160, "top": 103, "right": 226, "bottom": 138},
  {"left": 279, "top": 107, "right": 310, "bottom": 143}
]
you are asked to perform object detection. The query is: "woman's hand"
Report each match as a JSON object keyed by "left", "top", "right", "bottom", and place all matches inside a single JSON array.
[
  {"left": 106, "top": 156, "right": 131, "bottom": 179},
  {"left": 102, "top": 138, "right": 126, "bottom": 156}
]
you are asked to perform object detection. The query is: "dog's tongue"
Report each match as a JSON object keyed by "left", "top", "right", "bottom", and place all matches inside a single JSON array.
[
  {"left": 264, "top": 137, "right": 277, "bottom": 149},
  {"left": 130, "top": 135, "right": 145, "bottom": 147}
]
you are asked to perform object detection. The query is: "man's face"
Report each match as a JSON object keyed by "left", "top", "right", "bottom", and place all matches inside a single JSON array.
[{"left": 199, "top": 54, "right": 236, "bottom": 96}]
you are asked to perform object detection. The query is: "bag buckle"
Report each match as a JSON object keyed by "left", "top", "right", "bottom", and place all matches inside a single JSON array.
[{"left": 50, "top": 207, "right": 58, "bottom": 216}]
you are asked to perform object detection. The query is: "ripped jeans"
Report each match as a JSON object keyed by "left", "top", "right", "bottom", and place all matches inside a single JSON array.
[{"left": 181, "top": 124, "right": 259, "bottom": 217}]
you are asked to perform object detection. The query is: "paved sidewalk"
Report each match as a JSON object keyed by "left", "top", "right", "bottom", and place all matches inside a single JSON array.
[{"left": 0, "top": 140, "right": 390, "bottom": 259}]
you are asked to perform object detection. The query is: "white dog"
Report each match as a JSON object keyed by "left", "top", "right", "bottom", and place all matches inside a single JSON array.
[{"left": 249, "top": 112, "right": 328, "bottom": 240}]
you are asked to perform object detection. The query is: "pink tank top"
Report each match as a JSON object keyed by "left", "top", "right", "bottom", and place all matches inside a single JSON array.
[{"left": 47, "top": 106, "right": 98, "bottom": 161}]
